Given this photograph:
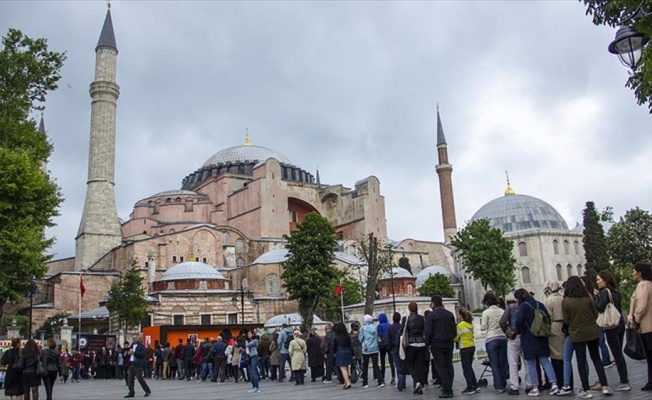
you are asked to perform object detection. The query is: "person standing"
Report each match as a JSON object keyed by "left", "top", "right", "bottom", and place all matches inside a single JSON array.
[
  {"left": 268, "top": 333, "right": 280, "bottom": 381},
  {"left": 350, "top": 322, "right": 363, "bottom": 385},
  {"left": 288, "top": 330, "right": 307, "bottom": 385},
  {"left": 124, "top": 334, "right": 152, "bottom": 398},
  {"left": 199, "top": 338, "right": 213, "bottom": 382},
  {"left": 154, "top": 345, "right": 164, "bottom": 380},
  {"left": 500, "top": 300, "right": 532, "bottom": 395},
  {"left": 162, "top": 342, "right": 171, "bottom": 380},
  {"left": 211, "top": 336, "right": 227, "bottom": 383},
  {"left": 481, "top": 293, "right": 508, "bottom": 394},
  {"left": 21, "top": 339, "right": 42, "bottom": 400},
  {"left": 377, "top": 313, "right": 396, "bottom": 386},
  {"left": 359, "top": 314, "right": 384, "bottom": 388},
  {"left": 0, "top": 337, "right": 25, "bottom": 400},
  {"left": 388, "top": 312, "right": 406, "bottom": 391},
  {"left": 544, "top": 280, "right": 565, "bottom": 394},
  {"left": 182, "top": 338, "right": 195, "bottom": 381},
  {"left": 405, "top": 302, "right": 427, "bottom": 395},
  {"left": 258, "top": 335, "right": 271, "bottom": 380},
  {"left": 174, "top": 338, "right": 185, "bottom": 380},
  {"left": 246, "top": 331, "right": 260, "bottom": 393},
  {"left": 425, "top": 295, "right": 457, "bottom": 399},
  {"left": 595, "top": 271, "right": 629, "bottom": 391},
  {"left": 277, "top": 324, "right": 293, "bottom": 383},
  {"left": 121, "top": 342, "right": 131, "bottom": 385},
  {"left": 331, "top": 322, "right": 354, "bottom": 390},
  {"left": 456, "top": 308, "right": 479, "bottom": 394},
  {"left": 305, "top": 330, "right": 324, "bottom": 382},
  {"left": 42, "top": 338, "right": 61, "bottom": 400},
  {"left": 628, "top": 262, "right": 652, "bottom": 391},
  {"left": 322, "top": 324, "right": 334, "bottom": 383}
]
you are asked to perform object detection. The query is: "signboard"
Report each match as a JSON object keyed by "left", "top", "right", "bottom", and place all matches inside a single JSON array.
[{"left": 73, "top": 334, "right": 117, "bottom": 352}]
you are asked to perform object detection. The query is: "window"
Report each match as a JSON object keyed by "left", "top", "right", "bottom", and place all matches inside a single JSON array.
[
  {"left": 407, "top": 284, "right": 413, "bottom": 295},
  {"left": 173, "top": 315, "right": 184, "bottom": 325},
  {"left": 202, "top": 257, "right": 207, "bottom": 263},
  {"left": 200, "top": 314, "right": 211, "bottom": 325},
  {"left": 563, "top": 240, "right": 570, "bottom": 255},
  {"left": 172, "top": 256, "right": 177, "bottom": 263},
  {"left": 227, "top": 313, "right": 238, "bottom": 325},
  {"left": 241, "top": 277, "right": 249, "bottom": 289},
  {"left": 567, "top": 264, "right": 572, "bottom": 278},
  {"left": 577, "top": 264, "right": 583, "bottom": 276},
  {"left": 180, "top": 256, "right": 184, "bottom": 262},
  {"left": 290, "top": 211, "right": 298, "bottom": 223},
  {"left": 142, "top": 314, "right": 152, "bottom": 328},
  {"left": 556, "top": 264, "right": 562, "bottom": 281},
  {"left": 235, "top": 239, "right": 244, "bottom": 254},
  {"left": 265, "top": 273, "right": 281, "bottom": 295},
  {"left": 236, "top": 257, "right": 245, "bottom": 267},
  {"left": 223, "top": 232, "right": 231, "bottom": 246},
  {"left": 518, "top": 242, "right": 528, "bottom": 257},
  {"left": 381, "top": 286, "right": 387, "bottom": 297},
  {"left": 574, "top": 241, "right": 580, "bottom": 255},
  {"left": 521, "top": 267, "right": 531, "bottom": 284},
  {"left": 185, "top": 199, "right": 193, "bottom": 212},
  {"left": 553, "top": 240, "right": 559, "bottom": 255},
  {"left": 195, "top": 257, "right": 199, "bottom": 262}
]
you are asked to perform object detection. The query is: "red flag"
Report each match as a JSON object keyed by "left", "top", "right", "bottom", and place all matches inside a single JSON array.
[
  {"left": 80, "top": 276, "right": 86, "bottom": 298},
  {"left": 335, "top": 283, "right": 343, "bottom": 296}
]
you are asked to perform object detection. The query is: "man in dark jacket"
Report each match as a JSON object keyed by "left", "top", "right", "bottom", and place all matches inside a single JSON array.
[
  {"left": 425, "top": 295, "right": 456, "bottom": 399},
  {"left": 257, "top": 336, "right": 271, "bottom": 379},
  {"left": 174, "top": 338, "right": 185, "bottom": 380},
  {"left": 211, "top": 336, "right": 228, "bottom": 383},
  {"left": 388, "top": 312, "right": 406, "bottom": 391},
  {"left": 200, "top": 338, "right": 213, "bottom": 382},
  {"left": 125, "top": 334, "right": 151, "bottom": 398},
  {"left": 182, "top": 339, "right": 196, "bottom": 381}
]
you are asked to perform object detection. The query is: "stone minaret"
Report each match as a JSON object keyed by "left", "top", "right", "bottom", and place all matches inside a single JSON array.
[
  {"left": 435, "top": 106, "right": 457, "bottom": 243},
  {"left": 75, "top": 8, "right": 122, "bottom": 270}
]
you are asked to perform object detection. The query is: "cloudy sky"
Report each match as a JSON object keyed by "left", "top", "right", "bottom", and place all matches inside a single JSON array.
[{"left": 2, "top": 1, "right": 650, "bottom": 260}]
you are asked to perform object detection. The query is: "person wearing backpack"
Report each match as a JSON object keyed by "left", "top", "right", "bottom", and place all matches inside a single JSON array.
[
  {"left": 562, "top": 276, "right": 612, "bottom": 398},
  {"left": 513, "top": 288, "right": 560, "bottom": 397},
  {"left": 277, "top": 324, "right": 293, "bottom": 382},
  {"left": 377, "top": 313, "right": 396, "bottom": 386}
]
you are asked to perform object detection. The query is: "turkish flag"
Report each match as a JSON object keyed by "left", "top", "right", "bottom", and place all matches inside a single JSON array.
[
  {"left": 335, "top": 283, "right": 343, "bottom": 296},
  {"left": 80, "top": 276, "right": 86, "bottom": 298}
]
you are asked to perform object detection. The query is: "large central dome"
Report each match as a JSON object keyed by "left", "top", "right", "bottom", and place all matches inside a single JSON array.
[
  {"left": 471, "top": 192, "right": 569, "bottom": 233},
  {"left": 203, "top": 144, "right": 293, "bottom": 167}
]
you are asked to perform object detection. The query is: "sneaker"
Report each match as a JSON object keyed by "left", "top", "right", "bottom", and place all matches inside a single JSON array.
[
  {"left": 462, "top": 388, "right": 478, "bottom": 394},
  {"left": 247, "top": 388, "right": 256, "bottom": 393},
  {"left": 613, "top": 383, "right": 630, "bottom": 391},
  {"left": 557, "top": 387, "right": 573, "bottom": 396},
  {"left": 577, "top": 389, "right": 594, "bottom": 399},
  {"left": 602, "top": 386, "right": 613, "bottom": 396},
  {"left": 528, "top": 388, "right": 540, "bottom": 397},
  {"left": 377, "top": 382, "right": 385, "bottom": 388},
  {"left": 253, "top": 388, "right": 260, "bottom": 393},
  {"left": 550, "top": 385, "right": 560, "bottom": 395},
  {"left": 323, "top": 380, "right": 331, "bottom": 384},
  {"left": 390, "top": 379, "right": 396, "bottom": 385},
  {"left": 496, "top": 389, "right": 506, "bottom": 394},
  {"left": 439, "top": 391, "right": 454, "bottom": 399},
  {"left": 603, "top": 361, "right": 615, "bottom": 369},
  {"left": 641, "top": 383, "right": 652, "bottom": 391},
  {"left": 508, "top": 389, "right": 519, "bottom": 395},
  {"left": 361, "top": 384, "right": 369, "bottom": 388}
]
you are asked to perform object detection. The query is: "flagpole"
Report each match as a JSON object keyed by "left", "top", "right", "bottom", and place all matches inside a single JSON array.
[
  {"left": 78, "top": 271, "right": 82, "bottom": 351},
  {"left": 339, "top": 278, "right": 344, "bottom": 322}
]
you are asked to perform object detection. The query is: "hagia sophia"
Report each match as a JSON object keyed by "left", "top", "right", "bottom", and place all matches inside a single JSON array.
[{"left": 24, "top": 8, "right": 586, "bottom": 340}]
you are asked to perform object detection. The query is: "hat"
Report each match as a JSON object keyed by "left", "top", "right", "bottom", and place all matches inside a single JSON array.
[
  {"left": 228, "top": 339, "right": 235, "bottom": 346},
  {"left": 363, "top": 314, "right": 373, "bottom": 323}
]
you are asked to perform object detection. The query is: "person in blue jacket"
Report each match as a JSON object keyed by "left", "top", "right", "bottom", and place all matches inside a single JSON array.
[
  {"left": 377, "top": 313, "right": 396, "bottom": 385},
  {"left": 359, "top": 314, "right": 384, "bottom": 388}
]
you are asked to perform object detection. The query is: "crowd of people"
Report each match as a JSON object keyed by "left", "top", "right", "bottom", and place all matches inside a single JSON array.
[{"left": 2, "top": 262, "right": 651, "bottom": 399}]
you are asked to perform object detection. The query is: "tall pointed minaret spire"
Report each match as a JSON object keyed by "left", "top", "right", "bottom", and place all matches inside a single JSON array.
[
  {"left": 38, "top": 112, "right": 46, "bottom": 133},
  {"left": 76, "top": 6, "right": 122, "bottom": 270},
  {"left": 315, "top": 164, "right": 321, "bottom": 185},
  {"left": 435, "top": 104, "right": 457, "bottom": 243}
]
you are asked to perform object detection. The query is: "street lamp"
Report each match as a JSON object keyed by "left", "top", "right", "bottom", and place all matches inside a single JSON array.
[
  {"left": 27, "top": 276, "right": 36, "bottom": 339},
  {"left": 608, "top": 0, "right": 651, "bottom": 69},
  {"left": 231, "top": 285, "right": 254, "bottom": 324}
]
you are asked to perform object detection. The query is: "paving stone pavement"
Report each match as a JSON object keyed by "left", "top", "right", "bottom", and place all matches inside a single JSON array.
[{"left": 34, "top": 358, "right": 652, "bottom": 399}]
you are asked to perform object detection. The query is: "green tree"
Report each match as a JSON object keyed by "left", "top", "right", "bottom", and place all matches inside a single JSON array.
[
  {"left": 316, "top": 272, "right": 364, "bottom": 322},
  {"left": 0, "top": 314, "right": 30, "bottom": 337},
  {"left": 451, "top": 219, "right": 516, "bottom": 297},
  {"left": 37, "top": 312, "right": 69, "bottom": 338},
  {"left": 282, "top": 212, "right": 339, "bottom": 334},
  {"left": 582, "top": 0, "right": 652, "bottom": 112},
  {"left": 358, "top": 235, "right": 394, "bottom": 315},
  {"left": 398, "top": 254, "right": 412, "bottom": 274},
  {"left": 582, "top": 201, "right": 611, "bottom": 278},
  {"left": 0, "top": 29, "right": 65, "bottom": 323},
  {"left": 106, "top": 266, "right": 148, "bottom": 332},
  {"left": 418, "top": 273, "right": 455, "bottom": 298}
]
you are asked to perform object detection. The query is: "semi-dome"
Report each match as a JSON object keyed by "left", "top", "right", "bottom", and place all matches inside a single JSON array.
[
  {"left": 203, "top": 144, "right": 293, "bottom": 167},
  {"left": 416, "top": 265, "right": 454, "bottom": 287},
  {"left": 380, "top": 267, "right": 413, "bottom": 280},
  {"left": 471, "top": 192, "right": 568, "bottom": 233},
  {"left": 159, "top": 261, "right": 227, "bottom": 281}
]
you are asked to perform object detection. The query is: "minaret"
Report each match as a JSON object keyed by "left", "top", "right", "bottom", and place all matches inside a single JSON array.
[
  {"left": 435, "top": 105, "right": 457, "bottom": 243},
  {"left": 75, "top": 7, "right": 122, "bottom": 270}
]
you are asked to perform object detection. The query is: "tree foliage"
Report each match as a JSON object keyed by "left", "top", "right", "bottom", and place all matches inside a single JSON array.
[
  {"left": 0, "top": 29, "right": 65, "bottom": 323},
  {"left": 451, "top": 219, "right": 516, "bottom": 297},
  {"left": 582, "top": 201, "right": 611, "bottom": 278},
  {"left": 106, "top": 266, "right": 148, "bottom": 332},
  {"left": 281, "top": 212, "right": 339, "bottom": 334},
  {"left": 316, "top": 272, "right": 364, "bottom": 323},
  {"left": 0, "top": 314, "right": 29, "bottom": 337},
  {"left": 37, "top": 312, "right": 70, "bottom": 338},
  {"left": 358, "top": 234, "right": 394, "bottom": 315},
  {"left": 418, "top": 273, "right": 455, "bottom": 298},
  {"left": 582, "top": 0, "right": 652, "bottom": 112},
  {"left": 398, "top": 254, "right": 412, "bottom": 274}
]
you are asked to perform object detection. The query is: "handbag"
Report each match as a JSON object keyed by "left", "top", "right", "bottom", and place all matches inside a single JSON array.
[
  {"left": 624, "top": 318, "right": 646, "bottom": 361},
  {"left": 596, "top": 289, "right": 621, "bottom": 329},
  {"left": 398, "top": 320, "right": 409, "bottom": 361},
  {"left": 13, "top": 351, "right": 24, "bottom": 372},
  {"left": 37, "top": 356, "right": 48, "bottom": 377}
]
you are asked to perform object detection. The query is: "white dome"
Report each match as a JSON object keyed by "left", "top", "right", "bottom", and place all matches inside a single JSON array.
[
  {"left": 264, "top": 313, "right": 324, "bottom": 328},
  {"left": 380, "top": 267, "right": 413, "bottom": 280},
  {"left": 159, "top": 261, "right": 226, "bottom": 281},
  {"left": 416, "top": 265, "right": 453, "bottom": 287}
]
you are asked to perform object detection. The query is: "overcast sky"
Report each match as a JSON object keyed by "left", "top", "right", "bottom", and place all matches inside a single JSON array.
[{"left": 2, "top": 1, "right": 650, "bottom": 260}]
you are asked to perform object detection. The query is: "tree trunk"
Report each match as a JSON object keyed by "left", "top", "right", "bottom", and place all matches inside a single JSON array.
[
  {"left": 299, "top": 299, "right": 316, "bottom": 337},
  {"left": 363, "top": 234, "right": 378, "bottom": 316}
]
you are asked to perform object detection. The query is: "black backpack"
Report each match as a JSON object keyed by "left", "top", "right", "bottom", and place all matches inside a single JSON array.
[{"left": 283, "top": 333, "right": 293, "bottom": 349}]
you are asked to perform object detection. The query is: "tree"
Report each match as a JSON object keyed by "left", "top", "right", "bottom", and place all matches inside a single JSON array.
[
  {"left": 37, "top": 312, "right": 69, "bottom": 338},
  {"left": 0, "top": 314, "right": 29, "bottom": 337},
  {"left": 358, "top": 234, "right": 394, "bottom": 315},
  {"left": 316, "top": 272, "right": 364, "bottom": 322},
  {"left": 582, "top": 201, "right": 611, "bottom": 278},
  {"left": 106, "top": 266, "right": 148, "bottom": 332},
  {"left": 451, "top": 219, "right": 516, "bottom": 297},
  {"left": 418, "top": 273, "right": 455, "bottom": 298},
  {"left": 281, "top": 212, "right": 339, "bottom": 334},
  {"left": 582, "top": 0, "right": 652, "bottom": 113},
  {"left": 398, "top": 254, "right": 412, "bottom": 274},
  {"left": 0, "top": 29, "right": 65, "bottom": 323}
]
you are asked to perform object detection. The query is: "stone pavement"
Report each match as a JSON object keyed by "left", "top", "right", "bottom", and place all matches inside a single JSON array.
[{"left": 35, "top": 358, "right": 651, "bottom": 400}]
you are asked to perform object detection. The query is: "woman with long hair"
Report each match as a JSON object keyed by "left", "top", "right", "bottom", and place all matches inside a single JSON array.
[
  {"left": 562, "top": 276, "right": 611, "bottom": 398},
  {"left": 21, "top": 339, "right": 42, "bottom": 400},
  {"left": 481, "top": 293, "right": 507, "bottom": 394},
  {"left": 404, "top": 302, "right": 427, "bottom": 395},
  {"left": 42, "top": 338, "right": 61, "bottom": 400},
  {"left": 0, "top": 337, "right": 25, "bottom": 400},
  {"left": 595, "top": 270, "right": 629, "bottom": 391},
  {"left": 456, "top": 307, "right": 479, "bottom": 394},
  {"left": 628, "top": 262, "right": 652, "bottom": 391},
  {"left": 331, "top": 322, "right": 354, "bottom": 389}
]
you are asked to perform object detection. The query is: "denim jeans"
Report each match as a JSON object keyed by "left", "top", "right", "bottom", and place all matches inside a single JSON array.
[
  {"left": 460, "top": 347, "right": 478, "bottom": 390},
  {"left": 525, "top": 356, "right": 556, "bottom": 386},
  {"left": 248, "top": 355, "right": 259, "bottom": 389},
  {"left": 486, "top": 338, "right": 508, "bottom": 390},
  {"left": 259, "top": 355, "right": 269, "bottom": 378},
  {"left": 598, "top": 328, "right": 612, "bottom": 364},
  {"left": 391, "top": 349, "right": 406, "bottom": 390},
  {"left": 200, "top": 362, "right": 213, "bottom": 381},
  {"left": 279, "top": 353, "right": 289, "bottom": 381}
]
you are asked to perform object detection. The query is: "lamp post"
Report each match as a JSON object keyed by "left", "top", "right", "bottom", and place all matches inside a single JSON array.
[
  {"left": 607, "top": 0, "right": 651, "bottom": 69},
  {"left": 231, "top": 285, "right": 253, "bottom": 324},
  {"left": 27, "top": 276, "right": 36, "bottom": 339}
]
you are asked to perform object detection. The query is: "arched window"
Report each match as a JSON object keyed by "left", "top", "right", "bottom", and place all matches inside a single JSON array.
[
  {"left": 567, "top": 264, "right": 573, "bottom": 278},
  {"left": 223, "top": 232, "right": 231, "bottom": 246},
  {"left": 518, "top": 242, "right": 528, "bottom": 257},
  {"left": 407, "top": 284, "right": 413, "bottom": 295},
  {"left": 553, "top": 240, "right": 559, "bottom": 255},
  {"left": 556, "top": 264, "right": 563, "bottom": 281},
  {"left": 574, "top": 241, "right": 580, "bottom": 255},
  {"left": 265, "top": 273, "right": 281, "bottom": 295},
  {"left": 241, "top": 277, "right": 249, "bottom": 289},
  {"left": 408, "top": 243, "right": 414, "bottom": 251},
  {"left": 521, "top": 267, "right": 531, "bottom": 284},
  {"left": 236, "top": 257, "right": 245, "bottom": 268},
  {"left": 235, "top": 239, "right": 244, "bottom": 254},
  {"left": 381, "top": 286, "right": 387, "bottom": 297},
  {"left": 577, "top": 264, "right": 583, "bottom": 276},
  {"left": 563, "top": 240, "right": 570, "bottom": 255}
]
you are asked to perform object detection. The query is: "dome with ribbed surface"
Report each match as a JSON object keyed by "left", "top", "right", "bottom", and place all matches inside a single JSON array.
[
  {"left": 160, "top": 262, "right": 226, "bottom": 281},
  {"left": 471, "top": 194, "right": 568, "bottom": 233},
  {"left": 203, "top": 145, "right": 293, "bottom": 167},
  {"left": 380, "top": 267, "right": 413, "bottom": 280}
]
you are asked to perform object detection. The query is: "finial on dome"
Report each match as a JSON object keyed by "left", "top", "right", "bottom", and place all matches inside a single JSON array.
[
  {"left": 107, "top": 0, "right": 111, "bottom": 9},
  {"left": 504, "top": 171, "right": 516, "bottom": 196},
  {"left": 244, "top": 128, "right": 251, "bottom": 146}
]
